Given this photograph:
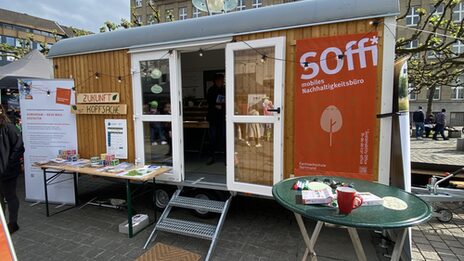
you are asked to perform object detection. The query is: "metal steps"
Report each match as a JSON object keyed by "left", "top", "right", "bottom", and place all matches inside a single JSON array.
[
  {"left": 169, "top": 195, "right": 225, "bottom": 213},
  {"left": 157, "top": 218, "right": 216, "bottom": 240},
  {"left": 144, "top": 188, "right": 232, "bottom": 261}
]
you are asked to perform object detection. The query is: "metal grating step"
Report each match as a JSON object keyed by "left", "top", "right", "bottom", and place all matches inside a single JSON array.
[
  {"left": 169, "top": 195, "right": 225, "bottom": 213},
  {"left": 157, "top": 218, "right": 216, "bottom": 240}
]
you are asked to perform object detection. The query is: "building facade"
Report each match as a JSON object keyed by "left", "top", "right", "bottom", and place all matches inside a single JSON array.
[
  {"left": 0, "top": 8, "right": 74, "bottom": 65},
  {"left": 131, "top": 0, "right": 293, "bottom": 24},
  {"left": 397, "top": 0, "right": 464, "bottom": 125}
]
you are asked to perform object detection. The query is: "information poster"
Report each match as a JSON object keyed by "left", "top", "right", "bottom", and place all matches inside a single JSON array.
[
  {"left": 19, "top": 79, "right": 77, "bottom": 204},
  {"left": 105, "top": 119, "right": 128, "bottom": 159},
  {"left": 294, "top": 33, "right": 378, "bottom": 180}
]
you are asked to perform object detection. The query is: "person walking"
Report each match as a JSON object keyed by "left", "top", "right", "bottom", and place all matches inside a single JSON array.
[
  {"left": 433, "top": 108, "right": 448, "bottom": 141},
  {"left": 413, "top": 106, "right": 425, "bottom": 139},
  {"left": 0, "top": 104, "right": 24, "bottom": 234}
]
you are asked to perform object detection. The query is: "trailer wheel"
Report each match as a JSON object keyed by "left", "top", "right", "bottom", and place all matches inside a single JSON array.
[
  {"left": 153, "top": 187, "right": 173, "bottom": 211},
  {"left": 436, "top": 208, "right": 453, "bottom": 223},
  {"left": 192, "top": 190, "right": 218, "bottom": 218}
]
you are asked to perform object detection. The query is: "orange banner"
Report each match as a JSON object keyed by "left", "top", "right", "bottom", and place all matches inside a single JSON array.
[
  {"left": 294, "top": 33, "right": 378, "bottom": 181},
  {"left": 0, "top": 207, "right": 14, "bottom": 261}
]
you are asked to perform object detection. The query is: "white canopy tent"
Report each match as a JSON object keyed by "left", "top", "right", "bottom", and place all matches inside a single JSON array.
[{"left": 0, "top": 49, "right": 53, "bottom": 89}]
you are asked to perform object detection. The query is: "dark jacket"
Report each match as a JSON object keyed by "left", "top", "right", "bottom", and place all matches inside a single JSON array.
[
  {"left": 413, "top": 110, "right": 425, "bottom": 123},
  {"left": 206, "top": 84, "right": 225, "bottom": 123},
  {"left": 0, "top": 124, "right": 24, "bottom": 181}
]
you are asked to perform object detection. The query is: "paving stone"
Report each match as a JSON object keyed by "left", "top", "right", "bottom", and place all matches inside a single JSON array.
[
  {"left": 412, "top": 250, "right": 425, "bottom": 261},
  {"left": 421, "top": 250, "right": 442, "bottom": 260},
  {"left": 431, "top": 241, "right": 450, "bottom": 250}
]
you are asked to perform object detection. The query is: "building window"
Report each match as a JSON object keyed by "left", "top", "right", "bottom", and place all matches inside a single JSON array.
[
  {"left": 166, "top": 9, "right": 174, "bottom": 22},
  {"left": 451, "top": 86, "right": 464, "bottom": 100},
  {"left": 193, "top": 7, "right": 200, "bottom": 18},
  {"left": 237, "top": 0, "right": 246, "bottom": 11},
  {"left": 428, "top": 86, "right": 440, "bottom": 100},
  {"left": 408, "top": 84, "right": 417, "bottom": 100},
  {"left": 179, "top": 7, "right": 187, "bottom": 20},
  {"left": 5, "top": 36, "right": 15, "bottom": 46},
  {"left": 453, "top": 41, "right": 464, "bottom": 55},
  {"left": 135, "top": 0, "right": 142, "bottom": 7},
  {"left": 453, "top": 2, "right": 464, "bottom": 22},
  {"left": 147, "top": 14, "right": 156, "bottom": 24},
  {"left": 252, "top": 0, "right": 262, "bottom": 8},
  {"left": 406, "top": 6, "right": 420, "bottom": 26},
  {"left": 430, "top": 4, "right": 444, "bottom": 16},
  {"left": 408, "top": 39, "right": 418, "bottom": 49},
  {"left": 148, "top": 0, "right": 155, "bottom": 5},
  {"left": 136, "top": 15, "right": 142, "bottom": 24}
]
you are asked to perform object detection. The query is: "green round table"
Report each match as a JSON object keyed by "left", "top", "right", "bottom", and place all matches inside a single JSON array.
[{"left": 272, "top": 176, "right": 432, "bottom": 261}]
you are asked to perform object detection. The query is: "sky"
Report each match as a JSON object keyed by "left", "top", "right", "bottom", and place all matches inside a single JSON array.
[{"left": 0, "top": 0, "right": 130, "bottom": 33}]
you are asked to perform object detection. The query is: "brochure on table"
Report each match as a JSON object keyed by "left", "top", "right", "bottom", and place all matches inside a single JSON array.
[{"left": 19, "top": 79, "right": 77, "bottom": 204}]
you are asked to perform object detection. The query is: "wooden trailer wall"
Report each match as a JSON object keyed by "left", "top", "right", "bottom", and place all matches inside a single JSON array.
[
  {"left": 234, "top": 18, "right": 385, "bottom": 180},
  {"left": 53, "top": 17, "right": 385, "bottom": 180},
  {"left": 53, "top": 50, "right": 135, "bottom": 162}
]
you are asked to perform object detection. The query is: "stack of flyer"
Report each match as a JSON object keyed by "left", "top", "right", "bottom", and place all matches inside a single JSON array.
[
  {"left": 302, "top": 187, "right": 334, "bottom": 204},
  {"left": 357, "top": 192, "right": 383, "bottom": 206}
]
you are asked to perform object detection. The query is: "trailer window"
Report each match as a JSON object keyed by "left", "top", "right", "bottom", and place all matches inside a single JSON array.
[{"left": 140, "top": 59, "right": 171, "bottom": 115}]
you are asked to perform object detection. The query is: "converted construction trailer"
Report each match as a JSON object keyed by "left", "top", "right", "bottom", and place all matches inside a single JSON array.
[{"left": 48, "top": 0, "right": 400, "bottom": 197}]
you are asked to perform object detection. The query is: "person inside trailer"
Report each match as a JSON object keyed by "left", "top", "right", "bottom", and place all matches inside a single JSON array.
[{"left": 206, "top": 74, "right": 226, "bottom": 165}]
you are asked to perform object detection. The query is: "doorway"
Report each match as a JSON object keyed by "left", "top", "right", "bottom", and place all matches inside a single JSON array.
[{"left": 180, "top": 49, "right": 226, "bottom": 184}]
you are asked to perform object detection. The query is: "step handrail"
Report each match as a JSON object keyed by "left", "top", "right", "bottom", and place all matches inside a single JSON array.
[{"left": 205, "top": 194, "right": 233, "bottom": 261}]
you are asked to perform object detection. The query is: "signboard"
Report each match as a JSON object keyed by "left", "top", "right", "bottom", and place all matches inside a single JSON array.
[
  {"left": 72, "top": 104, "right": 127, "bottom": 115},
  {"left": 19, "top": 79, "right": 77, "bottom": 204},
  {"left": 76, "top": 92, "right": 120, "bottom": 103},
  {"left": 105, "top": 119, "right": 128, "bottom": 159},
  {"left": 0, "top": 205, "right": 16, "bottom": 261},
  {"left": 294, "top": 33, "right": 378, "bottom": 181}
]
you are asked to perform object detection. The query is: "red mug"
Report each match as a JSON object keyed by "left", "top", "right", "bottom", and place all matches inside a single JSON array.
[{"left": 336, "top": 187, "right": 363, "bottom": 214}]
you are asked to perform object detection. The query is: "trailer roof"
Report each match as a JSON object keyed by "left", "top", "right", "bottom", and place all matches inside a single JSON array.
[{"left": 48, "top": 0, "right": 399, "bottom": 58}]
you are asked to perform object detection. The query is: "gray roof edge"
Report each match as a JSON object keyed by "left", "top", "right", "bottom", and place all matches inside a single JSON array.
[{"left": 48, "top": 0, "right": 400, "bottom": 58}]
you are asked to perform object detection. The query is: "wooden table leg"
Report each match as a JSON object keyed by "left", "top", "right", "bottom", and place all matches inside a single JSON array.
[
  {"left": 294, "top": 213, "right": 323, "bottom": 261},
  {"left": 390, "top": 229, "right": 408, "bottom": 261},
  {"left": 347, "top": 227, "right": 367, "bottom": 261}
]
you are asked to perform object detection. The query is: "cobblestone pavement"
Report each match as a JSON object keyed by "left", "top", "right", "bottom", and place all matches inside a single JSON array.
[
  {"left": 11, "top": 175, "right": 383, "bottom": 261},
  {"left": 411, "top": 203, "right": 464, "bottom": 261},
  {"left": 411, "top": 137, "right": 464, "bottom": 260},
  {"left": 410, "top": 137, "right": 464, "bottom": 166}
]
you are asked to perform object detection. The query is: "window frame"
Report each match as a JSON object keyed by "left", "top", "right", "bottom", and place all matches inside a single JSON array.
[{"left": 406, "top": 6, "right": 420, "bottom": 26}]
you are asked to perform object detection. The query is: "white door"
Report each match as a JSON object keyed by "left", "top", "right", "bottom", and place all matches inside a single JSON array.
[
  {"left": 226, "top": 37, "right": 285, "bottom": 196},
  {"left": 132, "top": 50, "right": 183, "bottom": 182}
]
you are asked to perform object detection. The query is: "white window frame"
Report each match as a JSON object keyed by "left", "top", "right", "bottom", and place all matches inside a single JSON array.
[
  {"left": 453, "top": 41, "right": 464, "bottom": 55},
  {"left": 131, "top": 50, "right": 183, "bottom": 182},
  {"left": 406, "top": 6, "right": 420, "bottom": 26},
  {"left": 432, "top": 86, "right": 441, "bottom": 100},
  {"left": 408, "top": 84, "right": 417, "bottom": 100},
  {"left": 165, "top": 9, "right": 173, "bottom": 21},
  {"left": 179, "top": 7, "right": 187, "bottom": 20},
  {"left": 451, "top": 86, "right": 464, "bottom": 100},
  {"left": 135, "top": 0, "right": 142, "bottom": 7},
  {"left": 252, "top": 0, "right": 262, "bottom": 9},
  {"left": 237, "top": 0, "right": 246, "bottom": 11},
  {"left": 225, "top": 36, "right": 286, "bottom": 196},
  {"left": 430, "top": 4, "right": 444, "bottom": 16},
  {"left": 192, "top": 7, "right": 200, "bottom": 18},
  {"left": 453, "top": 2, "right": 464, "bottom": 22}
]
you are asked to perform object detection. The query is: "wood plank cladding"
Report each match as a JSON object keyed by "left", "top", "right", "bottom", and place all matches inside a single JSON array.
[
  {"left": 234, "top": 18, "right": 385, "bottom": 180},
  {"left": 53, "top": 50, "right": 135, "bottom": 162}
]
